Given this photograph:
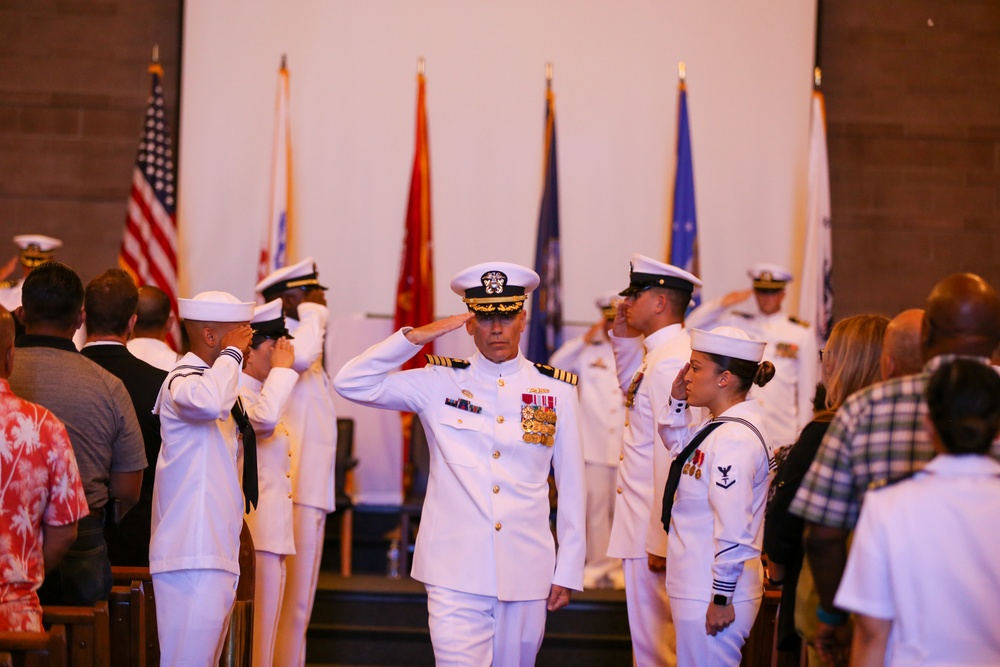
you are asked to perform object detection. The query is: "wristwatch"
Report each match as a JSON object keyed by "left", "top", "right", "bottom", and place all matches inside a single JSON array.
[{"left": 712, "top": 594, "right": 732, "bottom": 606}]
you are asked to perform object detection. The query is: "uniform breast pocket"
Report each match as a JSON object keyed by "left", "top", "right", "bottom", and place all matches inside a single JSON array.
[
  {"left": 505, "top": 443, "right": 553, "bottom": 483},
  {"left": 435, "top": 412, "right": 484, "bottom": 467}
]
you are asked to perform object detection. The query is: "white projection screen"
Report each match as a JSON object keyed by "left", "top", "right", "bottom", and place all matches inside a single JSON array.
[{"left": 178, "top": 0, "right": 818, "bottom": 503}]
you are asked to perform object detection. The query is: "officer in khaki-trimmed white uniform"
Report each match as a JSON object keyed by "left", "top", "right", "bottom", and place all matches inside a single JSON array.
[
  {"left": 607, "top": 254, "right": 701, "bottom": 667},
  {"left": 686, "top": 264, "right": 817, "bottom": 450},
  {"left": 0, "top": 234, "right": 62, "bottom": 313},
  {"left": 255, "top": 257, "right": 337, "bottom": 667},
  {"left": 334, "top": 261, "right": 586, "bottom": 667}
]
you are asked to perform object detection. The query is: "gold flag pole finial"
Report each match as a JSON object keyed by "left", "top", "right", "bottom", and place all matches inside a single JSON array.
[
  {"left": 281, "top": 53, "right": 287, "bottom": 70},
  {"left": 678, "top": 61, "right": 686, "bottom": 82},
  {"left": 417, "top": 57, "right": 425, "bottom": 76},
  {"left": 814, "top": 67, "right": 822, "bottom": 87},
  {"left": 545, "top": 62, "right": 553, "bottom": 90},
  {"left": 152, "top": 44, "right": 159, "bottom": 64}
]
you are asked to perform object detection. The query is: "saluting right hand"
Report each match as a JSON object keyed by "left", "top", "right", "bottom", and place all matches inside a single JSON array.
[
  {"left": 671, "top": 363, "right": 690, "bottom": 401},
  {"left": 720, "top": 289, "right": 753, "bottom": 308},
  {"left": 404, "top": 312, "right": 475, "bottom": 346},
  {"left": 270, "top": 337, "right": 295, "bottom": 369},
  {"left": 611, "top": 300, "right": 640, "bottom": 339},
  {"left": 221, "top": 324, "right": 253, "bottom": 356}
]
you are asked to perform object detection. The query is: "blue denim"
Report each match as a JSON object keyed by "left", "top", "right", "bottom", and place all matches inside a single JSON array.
[{"left": 37, "top": 514, "right": 113, "bottom": 606}]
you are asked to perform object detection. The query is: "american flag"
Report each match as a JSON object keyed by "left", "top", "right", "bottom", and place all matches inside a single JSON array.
[
  {"left": 119, "top": 60, "right": 179, "bottom": 350},
  {"left": 258, "top": 59, "right": 292, "bottom": 283}
]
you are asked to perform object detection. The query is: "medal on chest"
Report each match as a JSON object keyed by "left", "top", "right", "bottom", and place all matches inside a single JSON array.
[
  {"left": 681, "top": 448, "right": 705, "bottom": 480},
  {"left": 625, "top": 362, "right": 646, "bottom": 409},
  {"left": 521, "top": 393, "right": 557, "bottom": 446}
]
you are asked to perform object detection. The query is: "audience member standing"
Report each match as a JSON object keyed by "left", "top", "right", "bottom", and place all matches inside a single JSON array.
[
  {"left": 127, "top": 285, "right": 180, "bottom": 371},
  {"left": 0, "top": 306, "right": 88, "bottom": 631},
  {"left": 790, "top": 273, "right": 1000, "bottom": 665},
  {"left": 241, "top": 300, "right": 299, "bottom": 667},
  {"left": 762, "top": 314, "right": 888, "bottom": 658},
  {"left": 836, "top": 359, "right": 1000, "bottom": 667},
  {"left": 80, "top": 269, "right": 168, "bottom": 566},
  {"left": 256, "top": 258, "right": 338, "bottom": 667},
  {"left": 878, "top": 309, "right": 924, "bottom": 381},
  {"left": 608, "top": 254, "right": 702, "bottom": 667},
  {"left": 549, "top": 290, "right": 626, "bottom": 589},
  {"left": 687, "top": 264, "right": 817, "bottom": 450},
  {"left": 149, "top": 291, "right": 254, "bottom": 666},
  {"left": 8, "top": 262, "right": 146, "bottom": 606}
]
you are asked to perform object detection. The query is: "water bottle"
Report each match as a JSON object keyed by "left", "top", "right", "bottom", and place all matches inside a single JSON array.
[{"left": 386, "top": 539, "right": 401, "bottom": 579}]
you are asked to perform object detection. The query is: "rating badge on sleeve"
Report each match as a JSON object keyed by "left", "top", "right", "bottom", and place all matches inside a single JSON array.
[{"left": 521, "top": 393, "right": 557, "bottom": 446}]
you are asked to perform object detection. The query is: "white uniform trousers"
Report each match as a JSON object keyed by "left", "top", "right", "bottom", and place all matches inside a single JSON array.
[
  {"left": 274, "top": 504, "right": 327, "bottom": 667},
  {"left": 252, "top": 551, "right": 286, "bottom": 667},
  {"left": 425, "top": 584, "right": 548, "bottom": 667},
  {"left": 669, "top": 597, "right": 761, "bottom": 667},
  {"left": 583, "top": 463, "right": 622, "bottom": 588},
  {"left": 153, "top": 569, "right": 238, "bottom": 667},
  {"left": 622, "top": 557, "right": 676, "bottom": 667}
]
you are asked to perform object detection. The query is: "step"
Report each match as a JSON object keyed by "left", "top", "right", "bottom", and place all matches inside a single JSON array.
[{"left": 306, "top": 573, "right": 632, "bottom": 666}]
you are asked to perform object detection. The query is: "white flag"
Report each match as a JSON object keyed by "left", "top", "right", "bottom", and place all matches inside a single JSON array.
[
  {"left": 798, "top": 90, "right": 833, "bottom": 342},
  {"left": 258, "top": 62, "right": 292, "bottom": 283}
]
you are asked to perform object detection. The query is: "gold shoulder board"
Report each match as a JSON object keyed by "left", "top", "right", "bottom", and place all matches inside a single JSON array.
[
  {"left": 425, "top": 354, "right": 470, "bottom": 369},
  {"left": 534, "top": 363, "right": 578, "bottom": 386},
  {"left": 789, "top": 315, "right": 810, "bottom": 328}
]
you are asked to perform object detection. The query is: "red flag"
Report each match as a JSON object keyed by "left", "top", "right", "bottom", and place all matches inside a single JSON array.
[
  {"left": 394, "top": 66, "right": 434, "bottom": 371},
  {"left": 119, "top": 59, "right": 180, "bottom": 350}
]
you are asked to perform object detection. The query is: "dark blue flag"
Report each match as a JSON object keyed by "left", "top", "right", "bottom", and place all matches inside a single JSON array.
[
  {"left": 669, "top": 82, "right": 700, "bottom": 308},
  {"left": 527, "top": 85, "right": 563, "bottom": 364}
]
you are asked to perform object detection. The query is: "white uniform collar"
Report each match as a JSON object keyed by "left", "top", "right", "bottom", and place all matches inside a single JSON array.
[
  {"left": 240, "top": 372, "right": 264, "bottom": 393},
  {"left": 643, "top": 322, "right": 684, "bottom": 354},
  {"left": 923, "top": 454, "right": 1000, "bottom": 477},
  {"left": 469, "top": 350, "right": 528, "bottom": 377}
]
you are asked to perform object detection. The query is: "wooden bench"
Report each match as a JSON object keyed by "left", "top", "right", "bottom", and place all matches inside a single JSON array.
[
  {"left": 42, "top": 603, "right": 109, "bottom": 667},
  {"left": 108, "top": 581, "right": 146, "bottom": 667},
  {"left": 0, "top": 626, "right": 67, "bottom": 667},
  {"left": 111, "top": 567, "right": 157, "bottom": 667}
]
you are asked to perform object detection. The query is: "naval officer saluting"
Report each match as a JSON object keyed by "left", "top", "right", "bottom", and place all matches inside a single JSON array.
[{"left": 334, "top": 261, "right": 586, "bottom": 667}]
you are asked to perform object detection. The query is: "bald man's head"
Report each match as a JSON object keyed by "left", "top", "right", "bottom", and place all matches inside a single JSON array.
[
  {"left": 922, "top": 273, "right": 1000, "bottom": 361},
  {"left": 881, "top": 309, "right": 925, "bottom": 380},
  {"left": 0, "top": 305, "right": 14, "bottom": 379}
]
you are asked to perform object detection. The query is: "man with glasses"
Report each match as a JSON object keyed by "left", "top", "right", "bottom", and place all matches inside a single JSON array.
[{"left": 607, "top": 253, "right": 701, "bottom": 667}]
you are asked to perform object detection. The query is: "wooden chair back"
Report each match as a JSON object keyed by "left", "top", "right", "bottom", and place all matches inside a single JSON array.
[
  {"left": 42, "top": 602, "right": 109, "bottom": 667},
  {"left": 110, "top": 567, "right": 158, "bottom": 667},
  {"left": 219, "top": 520, "right": 255, "bottom": 667},
  {"left": 108, "top": 580, "right": 146, "bottom": 667},
  {"left": 0, "top": 625, "right": 67, "bottom": 667}
]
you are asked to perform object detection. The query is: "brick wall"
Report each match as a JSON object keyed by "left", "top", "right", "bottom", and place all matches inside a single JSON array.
[
  {"left": 2, "top": 1, "right": 998, "bottom": 314},
  {"left": 820, "top": 0, "right": 1000, "bottom": 317},
  {"left": 0, "top": 0, "right": 181, "bottom": 285}
]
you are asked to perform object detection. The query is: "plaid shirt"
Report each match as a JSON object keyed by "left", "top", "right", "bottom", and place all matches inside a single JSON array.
[{"left": 790, "top": 355, "right": 999, "bottom": 530}]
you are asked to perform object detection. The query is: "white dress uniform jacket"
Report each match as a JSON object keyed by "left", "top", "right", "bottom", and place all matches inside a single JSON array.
[
  {"left": 548, "top": 334, "right": 625, "bottom": 466},
  {"left": 150, "top": 348, "right": 246, "bottom": 575},
  {"left": 283, "top": 302, "right": 338, "bottom": 511},
  {"left": 241, "top": 367, "right": 298, "bottom": 556},
  {"left": 334, "top": 329, "right": 587, "bottom": 600},
  {"left": 687, "top": 298, "right": 817, "bottom": 449},
  {"left": 0, "top": 279, "right": 22, "bottom": 312},
  {"left": 607, "top": 324, "right": 695, "bottom": 560},
  {"left": 658, "top": 398, "right": 775, "bottom": 604},
  {"left": 835, "top": 454, "right": 1000, "bottom": 667},
  {"left": 127, "top": 337, "right": 180, "bottom": 372}
]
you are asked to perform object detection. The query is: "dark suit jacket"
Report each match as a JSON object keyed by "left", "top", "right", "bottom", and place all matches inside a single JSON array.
[{"left": 81, "top": 343, "right": 168, "bottom": 566}]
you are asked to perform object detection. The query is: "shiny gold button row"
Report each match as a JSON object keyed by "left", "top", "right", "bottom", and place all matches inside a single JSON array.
[
  {"left": 287, "top": 492, "right": 293, "bottom": 498},
  {"left": 492, "top": 485, "right": 500, "bottom": 494},
  {"left": 286, "top": 473, "right": 291, "bottom": 478},
  {"left": 616, "top": 487, "right": 623, "bottom": 494},
  {"left": 496, "top": 416, "right": 504, "bottom": 424},
  {"left": 492, "top": 451, "right": 501, "bottom": 459},
  {"left": 619, "top": 453, "right": 624, "bottom": 461},
  {"left": 498, "top": 379, "right": 505, "bottom": 387},
  {"left": 495, "top": 522, "right": 502, "bottom": 531}
]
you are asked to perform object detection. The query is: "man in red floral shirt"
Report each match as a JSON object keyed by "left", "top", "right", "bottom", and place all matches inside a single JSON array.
[{"left": 0, "top": 305, "right": 87, "bottom": 631}]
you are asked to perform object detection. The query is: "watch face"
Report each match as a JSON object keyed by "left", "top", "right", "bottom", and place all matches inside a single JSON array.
[{"left": 713, "top": 594, "right": 729, "bottom": 606}]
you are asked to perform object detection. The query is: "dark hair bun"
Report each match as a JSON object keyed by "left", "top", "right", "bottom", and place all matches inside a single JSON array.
[{"left": 753, "top": 360, "right": 776, "bottom": 387}]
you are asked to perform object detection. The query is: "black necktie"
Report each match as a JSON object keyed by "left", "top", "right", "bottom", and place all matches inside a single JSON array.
[
  {"left": 661, "top": 421, "right": 725, "bottom": 533},
  {"left": 231, "top": 398, "right": 259, "bottom": 513}
]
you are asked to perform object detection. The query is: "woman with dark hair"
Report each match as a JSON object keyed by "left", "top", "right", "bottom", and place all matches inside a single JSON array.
[
  {"left": 658, "top": 326, "right": 777, "bottom": 666},
  {"left": 834, "top": 359, "right": 1000, "bottom": 666},
  {"left": 762, "top": 313, "right": 889, "bottom": 660}
]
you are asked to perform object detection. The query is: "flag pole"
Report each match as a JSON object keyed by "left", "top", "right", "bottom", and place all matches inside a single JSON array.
[
  {"left": 678, "top": 60, "right": 686, "bottom": 82},
  {"left": 281, "top": 53, "right": 287, "bottom": 71},
  {"left": 545, "top": 62, "right": 553, "bottom": 90},
  {"left": 814, "top": 66, "right": 822, "bottom": 88},
  {"left": 152, "top": 44, "right": 159, "bottom": 64},
  {"left": 417, "top": 56, "right": 425, "bottom": 76}
]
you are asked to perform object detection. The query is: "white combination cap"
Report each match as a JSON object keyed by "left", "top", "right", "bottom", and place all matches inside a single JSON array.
[
  {"left": 748, "top": 263, "right": 793, "bottom": 290},
  {"left": 595, "top": 290, "right": 621, "bottom": 319},
  {"left": 256, "top": 257, "right": 328, "bottom": 301},
  {"left": 620, "top": 253, "right": 702, "bottom": 297},
  {"left": 14, "top": 234, "right": 62, "bottom": 266},
  {"left": 450, "top": 262, "right": 539, "bottom": 315},
  {"left": 178, "top": 291, "right": 255, "bottom": 323},
  {"left": 690, "top": 326, "right": 766, "bottom": 363}
]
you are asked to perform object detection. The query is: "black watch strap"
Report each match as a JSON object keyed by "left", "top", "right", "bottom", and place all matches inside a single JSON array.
[{"left": 712, "top": 594, "right": 731, "bottom": 606}]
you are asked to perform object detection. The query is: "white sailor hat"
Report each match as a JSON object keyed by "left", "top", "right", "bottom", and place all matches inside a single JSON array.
[
  {"left": 748, "top": 263, "right": 793, "bottom": 290},
  {"left": 619, "top": 253, "right": 702, "bottom": 297},
  {"left": 691, "top": 326, "right": 766, "bottom": 363},
  {"left": 255, "top": 257, "right": 328, "bottom": 301},
  {"left": 595, "top": 290, "right": 621, "bottom": 320},
  {"left": 450, "top": 262, "right": 540, "bottom": 315},
  {"left": 251, "top": 299, "right": 294, "bottom": 345},
  {"left": 178, "top": 291, "right": 255, "bottom": 323},
  {"left": 14, "top": 234, "right": 62, "bottom": 267}
]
